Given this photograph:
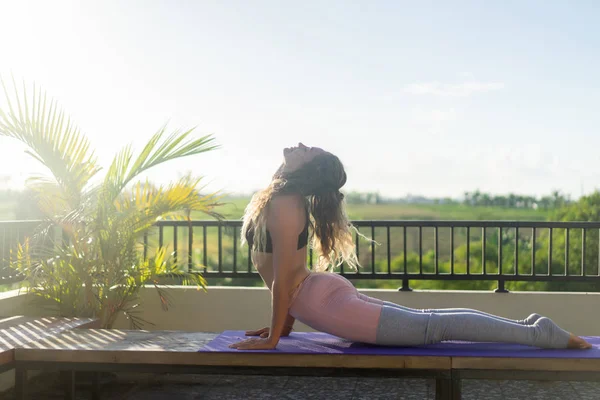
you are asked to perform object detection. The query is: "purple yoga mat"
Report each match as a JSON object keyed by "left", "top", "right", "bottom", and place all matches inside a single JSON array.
[{"left": 199, "top": 330, "right": 600, "bottom": 358}]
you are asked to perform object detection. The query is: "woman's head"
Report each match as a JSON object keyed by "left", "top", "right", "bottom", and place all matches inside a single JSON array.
[
  {"left": 282, "top": 143, "right": 325, "bottom": 174},
  {"left": 274, "top": 143, "right": 347, "bottom": 197},
  {"left": 241, "top": 143, "right": 359, "bottom": 272}
]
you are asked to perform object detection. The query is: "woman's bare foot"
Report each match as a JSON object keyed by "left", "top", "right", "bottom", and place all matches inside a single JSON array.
[{"left": 567, "top": 334, "right": 593, "bottom": 349}]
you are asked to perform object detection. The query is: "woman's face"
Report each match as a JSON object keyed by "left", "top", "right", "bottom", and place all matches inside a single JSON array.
[{"left": 282, "top": 143, "right": 326, "bottom": 174}]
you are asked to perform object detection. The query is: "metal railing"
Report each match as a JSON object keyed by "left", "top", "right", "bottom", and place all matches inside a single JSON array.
[
  {"left": 150, "top": 220, "right": 600, "bottom": 292},
  {"left": 3, "top": 219, "right": 600, "bottom": 292}
]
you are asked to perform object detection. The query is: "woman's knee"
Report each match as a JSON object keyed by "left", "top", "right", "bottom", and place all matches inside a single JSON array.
[{"left": 375, "top": 305, "right": 429, "bottom": 346}]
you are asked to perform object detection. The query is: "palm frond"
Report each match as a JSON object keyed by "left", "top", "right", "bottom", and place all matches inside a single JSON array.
[
  {"left": 113, "top": 176, "right": 224, "bottom": 235},
  {"left": 122, "top": 306, "right": 155, "bottom": 330},
  {"left": 25, "top": 177, "right": 70, "bottom": 218},
  {"left": 0, "top": 78, "right": 100, "bottom": 209},
  {"left": 103, "top": 126, "right": 218, "bottom": 201}
]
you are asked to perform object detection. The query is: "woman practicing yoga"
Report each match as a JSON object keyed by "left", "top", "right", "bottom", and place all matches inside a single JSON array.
[{"left": 229, "top": 143, "right": 591, "bottom": 351}]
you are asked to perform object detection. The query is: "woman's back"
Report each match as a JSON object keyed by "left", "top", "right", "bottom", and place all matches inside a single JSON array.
[{"left": 250, "top": 194, "right": 312, "bottom": 299}]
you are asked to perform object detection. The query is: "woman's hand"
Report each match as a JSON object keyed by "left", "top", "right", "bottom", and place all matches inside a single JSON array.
[
  {"left": 228, "top": 337, "right": 277, "bottom": 350},
  {"left": 245, "top": 326, "right": 293, "bottom": 338}
]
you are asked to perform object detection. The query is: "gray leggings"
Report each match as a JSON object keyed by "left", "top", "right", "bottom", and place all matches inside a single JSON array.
[{"left": 374, "top": 300, "right": 571, "bottom": 349}]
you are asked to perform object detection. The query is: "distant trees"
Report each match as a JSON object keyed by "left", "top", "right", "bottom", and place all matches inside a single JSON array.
[
  {"left": 463, "top": 190, "right": 570, "bottom": 210},
  {"left": 341, "top": 189, "right": 571, "bottom": 209},
  {"left": 344, "top": 191, "right": 382, "bottom": 205}
]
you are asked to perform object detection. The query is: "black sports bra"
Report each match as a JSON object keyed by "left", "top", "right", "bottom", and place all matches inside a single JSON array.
[{"left": 246, "top": 218, "right": 309, "bottom": 253}]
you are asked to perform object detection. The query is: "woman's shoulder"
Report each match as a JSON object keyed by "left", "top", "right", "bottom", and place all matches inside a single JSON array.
[{"left": 266, "top": 194, "right": 306, "bottom": 231}]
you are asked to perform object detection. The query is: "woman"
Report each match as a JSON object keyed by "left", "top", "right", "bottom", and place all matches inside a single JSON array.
[{"left": 229, "top": 143, "right": 591, "bottom": 351}]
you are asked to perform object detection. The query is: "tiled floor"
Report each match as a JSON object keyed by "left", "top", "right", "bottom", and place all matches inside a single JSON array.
[{"left": 4, "top": 372, "right": 600, "bottom": 399}]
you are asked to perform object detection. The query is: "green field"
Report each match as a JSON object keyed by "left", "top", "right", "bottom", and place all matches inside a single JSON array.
[
  {"left": 0, "top": 195, "right": 552, "bottom": 222},
  {"left": 201, "top": 197, "right": 551, "bottom": 222}
]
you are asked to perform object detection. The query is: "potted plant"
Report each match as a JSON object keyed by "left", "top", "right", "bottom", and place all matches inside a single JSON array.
[{"left": 0, "top": 78, "right": 222, "bottom": 329}]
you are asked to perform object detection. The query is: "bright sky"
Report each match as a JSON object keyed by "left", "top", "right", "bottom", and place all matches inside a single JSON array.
[{"left": 1, "top": 0, "right": 599, "bottom": 199}]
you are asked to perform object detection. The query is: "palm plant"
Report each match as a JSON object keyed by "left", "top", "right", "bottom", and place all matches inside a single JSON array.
[{"left": 0, "top": 78, "right": 222, "bottom": 328}]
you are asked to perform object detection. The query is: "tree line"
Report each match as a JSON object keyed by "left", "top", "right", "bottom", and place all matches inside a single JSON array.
[
  {"left": 463, "top": 190, "right": 571, "bottom": 210},
  {"left": 341, "top": 189, "right": 572, "bottom": 210}
]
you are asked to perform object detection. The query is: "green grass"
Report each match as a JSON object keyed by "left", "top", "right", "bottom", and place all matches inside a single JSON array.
[
  {"left": 211, "top": 197, "right": 249, "bottom": 220},
  {"left": 345, "top": 203, "right": 549, "bottom": 221}
]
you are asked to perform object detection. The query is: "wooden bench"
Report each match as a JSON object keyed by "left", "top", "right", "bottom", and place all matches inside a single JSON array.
[
  {"left": 12, "top": 329, "right": 600, "bottom": 400},
  {"left": 14, "top": 330, "right": 452, "bottom": 399},
  {"left": 0, "top": 316, "right": 97, "bottom": 374}
]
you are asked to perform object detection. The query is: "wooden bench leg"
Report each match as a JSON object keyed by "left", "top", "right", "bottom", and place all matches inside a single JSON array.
[
  {"left": 92, "top": 372, "right": 101, "bottom": 400},
  {"left": 15, "top": 367, "right": 27, "bottom": 400},
  {"left": 435, "top": 377, "right": 452, "bottom": 400},
  {"left": 451, "top": 375, "right": 462, "bottom": 400},
  {"left": 61, "top": 370, "right": 75, "bottom": 400}
]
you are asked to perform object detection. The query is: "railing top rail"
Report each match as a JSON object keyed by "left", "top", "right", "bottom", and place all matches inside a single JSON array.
[{"left": 0, "top": 219, "right": 44, "bottom": 225}]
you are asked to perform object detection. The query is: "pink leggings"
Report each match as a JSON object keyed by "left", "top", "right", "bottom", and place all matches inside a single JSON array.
[{"left": 288, "top": 272, "right": 383, "bottom": 343}]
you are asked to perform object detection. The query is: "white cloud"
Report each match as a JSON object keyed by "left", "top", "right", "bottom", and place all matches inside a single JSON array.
[{"left": 404, "top": 81, "right": 505, "bottom": 97}]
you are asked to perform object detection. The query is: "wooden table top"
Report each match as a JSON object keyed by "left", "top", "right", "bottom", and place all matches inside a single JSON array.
[
  {"left": 16, "top": 328, "right": 600, "bottom": 372},
  {"left": 15, "top": 329, "right": 450, "bottom": 370},
  {"left": 0, "top": 316, "right": 97, "bottom": 364}
]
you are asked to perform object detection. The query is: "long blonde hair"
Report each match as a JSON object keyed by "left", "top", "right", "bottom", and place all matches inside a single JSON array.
[{"left": 241, "top": 152, "right": 360, "bottom": 272}]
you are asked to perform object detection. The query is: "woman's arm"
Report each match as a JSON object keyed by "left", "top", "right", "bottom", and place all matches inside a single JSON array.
[
  {"left": 245, "top": 313, "right": 295, "bottom": 338},
  {"left": 229, "top": 196, "right": 304, "bottom": 350},
  {"left": 284, "top": 314, "right": 296, "bottom": 332},
  {"left": 265, "top": 196, "right": 303, "bottom": 345},
  {"left": 246, "top": 245, "right": 296, "bottom": 338},
  {"left": 256, "top": 260, "right": 296, "bottom": 333}
]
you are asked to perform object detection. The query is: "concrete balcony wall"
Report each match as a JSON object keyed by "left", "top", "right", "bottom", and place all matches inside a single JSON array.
[
  {"left": 0, "top": 290, "right": 40, "bottom": 317},
  {"left": 112, "top": 286, "right": 599, "bottom": 336}
]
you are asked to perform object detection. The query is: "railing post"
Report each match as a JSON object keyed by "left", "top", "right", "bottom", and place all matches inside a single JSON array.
[
  {"left": 495, "top": 279, "right": 508, "bottom": 293},
  {"left": 143, "top": 232, "right": 148, "bottom": 261},
  {"left": 399, "top": 277, "right": 412, "bottom": 292},
  {"left": 495, "top": 226, "right": 508, "bottom": 293}
]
